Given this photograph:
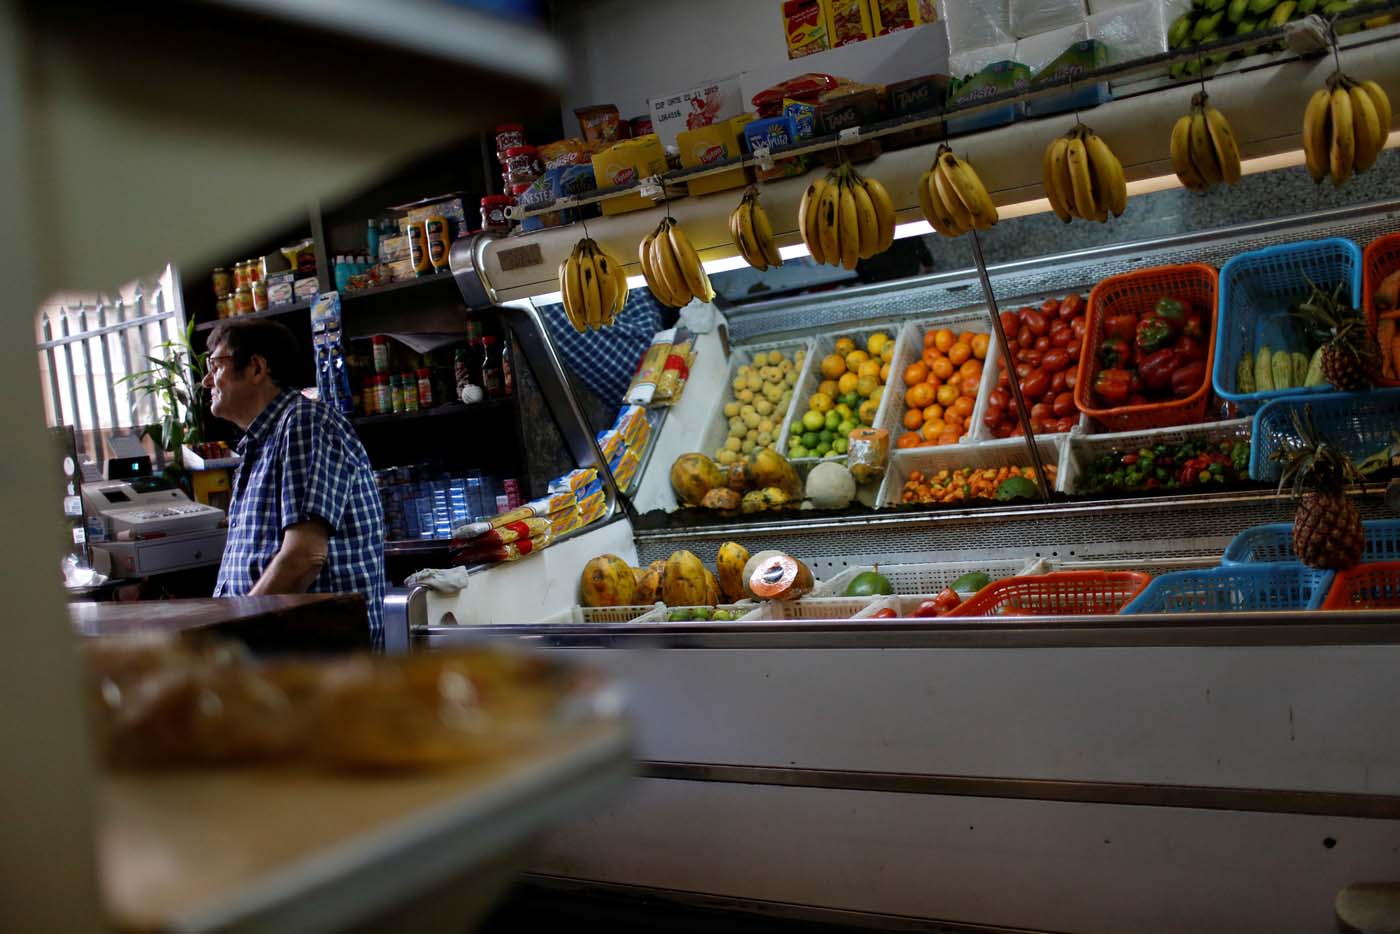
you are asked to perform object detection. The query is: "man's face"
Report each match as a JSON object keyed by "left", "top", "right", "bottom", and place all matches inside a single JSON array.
[{"left": 202, "top": 341, "right": 265, "bottom": 429}]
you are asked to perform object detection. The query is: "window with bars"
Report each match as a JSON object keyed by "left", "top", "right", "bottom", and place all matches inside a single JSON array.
[{"left": 35, "top": 264, "right": 189, "bottom": 460}]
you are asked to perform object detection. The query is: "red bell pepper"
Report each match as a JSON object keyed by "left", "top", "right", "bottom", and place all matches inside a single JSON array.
[
  {"left": 1181, "top": 310, "right": 1206, "bottom": 340},
  {"left": 1135, "top": 315, "right": 1173, "bottom": 355},
  {"left": 1103, "top": 313, "right": 1137, "bottom": 342},
  {"left": 1173, "top": 333, "right": 1206, "bottom": 360},
  {"left": 1093, "top": 368, "right": 1133, "bottom": 406},
  {"left": 1139, "top": 347, "right": 1181, "bottom": 392},
  {"left": 1170, "top": 359, "right": 1206, "bottom": 397},
  {"left": 1099, "top": 337, "right": 1132, "bottom": 367},
  {"left": 1153, "top": 296, "right": 1189, "bottom": 327}
]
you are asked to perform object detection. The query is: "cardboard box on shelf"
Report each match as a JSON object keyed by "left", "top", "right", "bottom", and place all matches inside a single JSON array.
[
  {"left": 827, "top": 0, "right": 875, "bottom": 47},
  {"left": 648, "top": 75, "right": 745, "bottom": 150},
  {"left": 676, "top": 113, "right": 756, "bottom": 197},
  {"left": 591, "top": 135, "right": 670, "bottom": 216}
]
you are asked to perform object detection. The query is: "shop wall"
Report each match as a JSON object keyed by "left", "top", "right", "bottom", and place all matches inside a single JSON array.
[{"left": 553, "top": 0, "right": 948, "bottom": 128}]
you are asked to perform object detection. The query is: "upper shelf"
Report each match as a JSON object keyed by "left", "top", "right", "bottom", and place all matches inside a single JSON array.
[{"left": 477, "top": 24, "right": 1400, "bottom": 304}]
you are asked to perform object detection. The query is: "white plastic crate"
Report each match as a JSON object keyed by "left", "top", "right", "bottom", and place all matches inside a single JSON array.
[
  {"left": 637, "top": 603, "right": 754, "bottom": 623},
  {"left": 736, "top": 596, "right": 878, "bottom": 621},
  {"left": 874, "top": 309, "right": 997, "bottom": 449},
  {"left": 1057, "top": 418, "right": 1253, "bottom": 496},
  {"left": 877, "top": 436, "right": 1064, "bottom": 508},
  {"left": 699, "top": 337, "right": 814, "bottom": 465},
  {"left": 811, "top": 557, "right": 1043, "bottom": 597},
  {"left": 850, "top": 594, "right": 956, "bottom": 618},
  {"left": 534, "top": 604, "right": 662, "bottom": 626},
  {"left": 782, "top": 324, "right": 903, "bottom": 467}
]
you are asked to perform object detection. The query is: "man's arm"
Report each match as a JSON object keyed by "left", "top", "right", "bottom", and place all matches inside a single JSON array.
[{"left": 249, "top": 518, "right": 331, "bottom": 595}]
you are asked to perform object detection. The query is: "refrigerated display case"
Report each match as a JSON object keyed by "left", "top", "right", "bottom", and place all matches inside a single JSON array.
[{"left": 414, "top": 19, "right": 1400, "bottom": 930}]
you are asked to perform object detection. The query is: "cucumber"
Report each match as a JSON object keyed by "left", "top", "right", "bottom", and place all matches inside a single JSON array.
[
  {"left": 1237, "top": 358, "right": 1256, "bottom": 394},
  {"left": 1291, "top": 351, "right": 1309, "bottom": 388},
  {"left": 1271, "top": 350, "right": 1293, "bottom": 390},
  {"left": 1304, "top": 346, "right": 1326, "bottom": 386},
  {"left": 1254, "top": 346, "right": 1274, "bottom": 391}
]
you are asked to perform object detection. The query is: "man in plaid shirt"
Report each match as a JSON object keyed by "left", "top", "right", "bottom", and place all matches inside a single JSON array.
[{"left": 204, "top": 320, "right": 385, "bottom": 647}]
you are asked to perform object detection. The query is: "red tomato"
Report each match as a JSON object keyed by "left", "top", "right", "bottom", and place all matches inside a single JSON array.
[
  {"left": 988, "top": 387, "right": 1009, "bottom": 409},
  {"left": 1014, "top": 362, "right": 1033, "bottom": 380},
  {"left": 1030, "top": 402, "right": 1053, "bottom": 421},
  {"left": 983, "top": 404, "right": 1004, "bottom": 429},
  {"left": 1065, "top": 369, "right": 1078, "bottom": 390},
  {"left": 1040, "top": 298, "right": 1060, "bottom": 316},
  {"left": 872, "top": 608, "right": 898, "bottom": 619},
  {"left": 1070, "top": 317, "right": 1087, "bottom": 340},
  {"left": 1021, "top": 368, "right": 1050, "bottom": 399},
  {"left": 913, "top": 600, "right": 942, "bottom": 619},
  {"left": 1052, "top": 390, "right": 1077, "bottom": 418},
  {"left": 1050, "top": 369, "right": 1067, "bottom": 394},
  {"left": 1017, "top": 348, "right": 1042, "bottom": 366},
  {"left": 1017, "top": 327, "right": 1035, "bottom": 348},
  {"left": 1041, "top": 348, "right": 1070, "bottom": 372},
  {"left": 999, "top": 311, "right": 1020, "bottom": 335},
  {"left": 1034, "top": 335, "right": 1052, "bottom": 352},
  {"left": 1059, "top": 293, "right": 1084, "bottom": 319},
  {"left": 1023, "top": 309, "right": 1049, "bottom": 336},
  {"left": 1066, "top": 341, "right": 1081, "bottom": 362},
  {"left": 1049, "top": 325, "right": 1073, "bottom": 347},
  {"left": 1056, "top": 416, "right": 1077, "bottom": 432}
]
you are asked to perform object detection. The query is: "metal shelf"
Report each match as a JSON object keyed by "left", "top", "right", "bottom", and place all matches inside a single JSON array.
[
  {"left": 193, "top": 299, "right": 313, "bottom": 332},
  {"left": 340, "top": 270, "right": 456, "bottom": 303},
  {"left": 351, "top": 397, "right": 512, "bottom": 428}
]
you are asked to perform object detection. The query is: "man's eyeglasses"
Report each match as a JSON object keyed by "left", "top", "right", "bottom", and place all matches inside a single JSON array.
[{"left": 206, "top": 354, "right": 236, "bottom": 373}]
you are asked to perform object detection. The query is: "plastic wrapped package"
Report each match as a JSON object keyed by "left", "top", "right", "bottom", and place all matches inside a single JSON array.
[
  {"left": 1016, "top": 21, "right": 1089, "bottom": 74},
  {"left": 948, "top": 43, "right": 1019, "bottom": 81},
  {"left": 1020, "top": 24, "right": 1110, "bottom": 116},
  {"left": 1088, "top": 0, "right": 1182, "bottom": 84},
  {"left": 1085, "top": 0, "right": 1137, "bottom": 11},
  {"left": 942, "top": 0, "right": 1012, "bottom": 56},
  {"left": 1009, "top": 0, "right": 1086, "bottom": 39},
  {"left": 947, "top": 52, "right": 1028, "bottom": 134}
]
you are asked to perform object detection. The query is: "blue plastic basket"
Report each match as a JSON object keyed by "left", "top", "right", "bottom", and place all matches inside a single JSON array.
[
  {"left": 1121, "top": 564, "right": 1335, "bottom": 614},
  {"left": 1248, "top": 388, "right": 1400, "bottom": 481},
  {"left": 1221, "top": 519, "right": 1400, "bottom": 566},
  {"left": 1212, "top": 238, "right": 1363, "bottom": 414}
]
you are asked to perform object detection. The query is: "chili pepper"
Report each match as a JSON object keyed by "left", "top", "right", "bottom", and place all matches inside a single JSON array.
[
  {"left": 1169, "top": 359, "right": 1206, "bottom": 398},
  {"left": 1173, "top": 333, "right": 1206, "bottom": 360},
  {"left": 1103, "top": 314, "right": 1137, "bottom": 342},
  {"left": 1135, "top": 316, "right": 1173, "bottom": 355},
  {"left": 1154, "top": 296, "right": 1188, "bottom": 325},
  {"left": 1181, "top": 310, "right": 1206, "bottom": 340},
  {"left": 1139, "top": 347, "right": 1182, "bottom": 391},
  {"left": 1093, "top": 368, "right": 1133, "bottom": 405},
  {"left": 1121, "top": 453, "right": 1139, "bottom": 466},
  {"left": 1099, "top": 337, "right": 1132, "bottom": 368}
]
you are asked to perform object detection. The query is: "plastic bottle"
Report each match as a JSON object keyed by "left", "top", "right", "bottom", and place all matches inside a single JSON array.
[
  {"left": 390, "top": 375, "right": 405, "bottom": 413},
  {"left": 402, "top": 372, "right": 419, "bottom": 412},
  {"left": 416, "top": 368, "right": 434, "bottom": 408}
]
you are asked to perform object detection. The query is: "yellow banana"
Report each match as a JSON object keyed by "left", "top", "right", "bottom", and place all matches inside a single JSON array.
[
  {"left": 668, "top": 221, "right": 714, "bottom": 303},
  {"left": 654, "top": 221, "right": 693, "bottom": 306},
  {"left": 798, "top": 177, "right": 828, "bottom": 266},
  {"left": 559, "top": 250, "right": 585, "bottom": 332},
  {"left": 1043, "top": 136, "right": 1073, "bottom": 222},
  {"left": 1170, "top": 115, "right": 1206, "bottom": 193},
  {"left": 1347, "top": 80, "right": 1381, "bottom": 172},
  {"left": 917, "top": 168, "right": 956, "bottom": 237},
  {"left": 593, "top": 242, "right": 619, "bottom": 322},
  {"left": 1203, "top": 104, "right": 1242, "bottom": 185},
  {"left": 932, "top": 159, "right": 973, "bottom": 233},
  {"left": 1330, "top": 85, "right": 1355, "bottom": 186},
  {"left": 850, "top": 178, "right": 880, "bottom": 260},
  {"left": 1359, "top": 79, "right": 1392, "bottom": 145},
  {"left": 1189, "top": 111, "right": 1222, "bottom": 187},
  {"left": 603, "top": 244, "right": 629, "bottom": 319},
  {"left": 816, "top": 178, "right": 841, "bottom": 266},
  {"left": 862, "top": 176, "right": 896, "bottom": 251},
  {"left": 1301, "top": 88, "right": 1332, "bottom": 184},
  {"left": 940, "top": 151, "right": 997, "bottom": 229},
  {"left": 576, "top": 245, "right": 602, "bottom": 328},
  {"left": 837, "top": 176, "right": 861, "bottom": 269},
  {"left": 1083, "top": 131, "right": 1126, "bottom": 217},
  {"left": 1047, "top": 134, "right": 1079, "bottom": 218},
  {"left": 639, "top": 229, "right": 663, "bottom": 303},
  {"left": 751, "top": 197, "right": 783, "bottom": 268},
  {"left": 735, "top": 198, "right": 766, "bottom": 270},
  {"left": 728, "top": 200, "right": 756, "bottom": 269},
  {"left": 1066, "top": 133, "right": 1097, "bottom": 222}
]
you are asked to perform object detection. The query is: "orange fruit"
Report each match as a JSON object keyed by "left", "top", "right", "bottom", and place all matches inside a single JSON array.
[
  {"left": 903, "top": 408, "right": 924, "bottom": 430},
  {"left": 819, "top": 378, "right": 839, "bottom": 398},
  {"left": 921, "top": 347, "right": 940, "bottom": 368},
  {"left": 951, "top": 395, "right": 975, "bottom": 418},
  {"left": 938, "top": 430, "right": 961, "bottom": 445},
  {"left": 971, "top": 333, "right": 990, "bottom": 360},
  {"left": 959, "top": 359, "right": 981, "bottom": 382},
  {"left": 880, "top": 362, "right": 891, "bottom": 382},
  {"left": 958, "top": 330, "right": 976, "bottom": 345},
  {"left": 931, "top": 357, "right": 954, "bottom": 380},
  {"left": 897, "top": 431, "right": 922, "bottom": 449},
  {"left": 922, "top": 330, "right": 937, "bottom": 348},
  {"left": 933, "top": 329, "right": 955, "bottom": 353},
  {"left": 944, "top": 413, "right": 962, "bottom": 430},
  {"left": 936, "top": 383, "right": 958, "bottom": 407},
  {"left": 837, "top": 372, "right": 860, "bottom": 395},
  {"left": 921, "top": 419, "right": 947, "bottom": 440},
  {"left": 948, "top": 342, "right": 972, "bottom": 366},
  {"left": 857, "top": 359, "right": 881, "bottom": 380},
  {"left": 961, "top": 378, "right": 979, "bottom": 400},
  {"left": 903, "top": 361, "right": 928, "bottom": 385},
  {"left": 922, "top": 403, "right": 944, "bottom": 421},
  {"left": 905, "top": 382, "right": 935, "bottom": 409},
  {"left": 947, "top": 373, "right": 963, "bottom": 391}
]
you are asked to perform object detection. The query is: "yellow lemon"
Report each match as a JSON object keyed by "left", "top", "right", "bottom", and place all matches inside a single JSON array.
[
  {"left": 837, "top": 372, "right": 860, "bottom": 395},
  {"left": 858, "top": 398, "right": 879, "bottom": 425},
  {"left": 820, "top": 353, "right": 847, "bottom": 380},
  {"left": 857, "top": 359, "right": 881, "bottom": 380},
  {"left": 856, "top": 375, "right": 880, "bottom": 398},
  {"left": 845, "top": 349, "right": 870, "bottom": 371},
  {"left": 809, "top": 392, "right": 834, "bottom": 413},
  {"left": 881, "top": 343, "right": 895, "bottom": 363},
  {"left": 880, "top": 361, "right": 891, "bottom": 382},
  {"left": 818, "top": 378, "right": 839, "bottom": 399},
  {"left": 867, "top": 332, "right": 891, "bottom": 356},
  {"left": 834, "top": 337, "right": 856, "bottom": 356}
]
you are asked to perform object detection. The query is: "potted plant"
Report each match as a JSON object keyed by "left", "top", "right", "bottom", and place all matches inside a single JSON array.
[{"left": 120, "top": 319, "right": 208, "bottom": 474}]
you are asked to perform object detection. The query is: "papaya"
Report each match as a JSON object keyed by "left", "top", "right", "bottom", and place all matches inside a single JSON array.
[
  {"left": 670, "top": 453, "right": 724, "bottom": 507},
  {"left": 660, "top": 549, "right": 709, "bottom": 606},
  {"left": 579, "top": 554, "right": 638, "bottom": 607},
  {"left": 749, "top": 449, "right": 802, "bottom": 499},
  {"left": 715, "top": 542, "right": 750, "bottom": 602}
]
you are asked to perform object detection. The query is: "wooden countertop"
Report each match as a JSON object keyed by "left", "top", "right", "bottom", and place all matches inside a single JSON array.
[{"left": 69, "top": 594, "right": 370, "bottom": 653}]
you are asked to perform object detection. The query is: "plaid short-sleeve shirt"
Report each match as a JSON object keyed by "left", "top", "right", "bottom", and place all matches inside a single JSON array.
[{"left": 213, "top": 390, "right": 386, "bottom": 647}]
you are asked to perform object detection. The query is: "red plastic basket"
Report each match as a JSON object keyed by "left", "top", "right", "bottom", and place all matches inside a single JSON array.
[
  {"left": 1074, "top": 263, "right": 1219, "bottom": 431},
  {"left": 1360, "top": 232, "right": 1400, "bottom": 388},
  {"left": 948, "top": 570, "right": 1152, "bottom": 617},
  {"left": 1321, "top": 562, "right": 1400, "bottom": 610}
]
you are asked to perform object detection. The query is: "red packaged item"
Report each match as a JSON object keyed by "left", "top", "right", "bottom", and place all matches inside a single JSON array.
[
  {"left": 751, "top": 72, "right": 839, "bottom": 118},
  {"left": 629, "top": 115, "right": 654, "bottom": 138},
  {"left": 782, "top": 0, "right": 831, "bottom": 60},
  {"left": 495, "top": 123, "right": 526, "bottom": 155}
]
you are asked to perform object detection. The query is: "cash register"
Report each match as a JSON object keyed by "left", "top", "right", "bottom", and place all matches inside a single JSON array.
[{"left": 81, "top": 437, "right": 227, "bottom": 578}]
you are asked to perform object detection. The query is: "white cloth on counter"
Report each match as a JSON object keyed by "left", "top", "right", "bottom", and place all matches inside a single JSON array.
[
  {"left": 679, "top": 301, "right": 719, "bottom": 335},
  {"left": 405, "top": 566, "right": 472, "bottom": 594}
]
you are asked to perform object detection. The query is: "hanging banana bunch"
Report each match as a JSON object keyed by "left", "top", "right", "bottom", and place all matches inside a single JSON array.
[
  {"left": 1041, "top": 125, "right": 1126, "bottom": 223},
  {"left": 915, "top": 143, "right": 999, "bottom": 238},
  {"left": 1170, "top": 92, "right": 1242, "bottom": 192},
  {"left": 797, "top": 162, "right": 897, "bottom": 268},
  {"left": 1302, "top": 72, "right": 1391, "bottom": 186},
  {"left": 639, "top": 217, "right": 715, "bottom": 308},
  {"left": 729, "top": 188, "right": 784, "bottom": 271},
  {"left": 559, "top": 238, "right": 629, "bottom": 332}
]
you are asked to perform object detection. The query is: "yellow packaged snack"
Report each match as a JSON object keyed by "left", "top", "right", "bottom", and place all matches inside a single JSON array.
[
  {"left": 590, "top": 135, "right": 669, "bottom": 215},
  {"left": 676, "top": 114, "right": 756, "bottom": 197}
]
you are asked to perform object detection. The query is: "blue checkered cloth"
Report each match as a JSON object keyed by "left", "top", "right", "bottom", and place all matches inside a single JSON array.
[
  {"left": 539, "top": 290, "right": 666, "bottom": 403},
  {"left": 213, "top": 390, "right": 386, "bottom": 648}
]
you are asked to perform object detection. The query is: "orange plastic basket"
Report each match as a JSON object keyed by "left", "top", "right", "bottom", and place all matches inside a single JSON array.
[
  {"left": 1360, "top": 232, "right": 1400, "bottom": 388},
  {"left": 1321, "top": 562, "right": 1400, "bottom": 610},
  {"left": 1074, "top": 263, "right": 1219, "bottom": 431},
  {"left": 948, "top": 571, "right": 1152, "bottom": 617}
]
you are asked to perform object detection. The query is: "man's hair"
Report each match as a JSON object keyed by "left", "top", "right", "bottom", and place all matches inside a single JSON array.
[{"left": 206, "top": 319, "right": 303, "bottom": 388}]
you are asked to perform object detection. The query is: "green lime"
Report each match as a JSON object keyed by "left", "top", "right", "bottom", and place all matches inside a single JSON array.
[
  {"left": 802, "top": 431, "right": 820, "bottom": 448},
  {"left": 833, "top": 436, "right": 849, "bottom": 454},
  {"left": 845, "top": 570, "right": 893, "bottom": 596},
  {"left": 802, "top": 410, "right": 825, "bottom": 431}
]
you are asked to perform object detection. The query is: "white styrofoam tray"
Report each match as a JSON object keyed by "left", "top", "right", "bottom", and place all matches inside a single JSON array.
[
  {"left": 811, "top": 556, "right": 1044, "bottom": 597},
  {"left": 699, "top": 337, "right": 813, "bottom": 464},
  {"left": 877, "top": 436, "right": 1065, "bottom": 508},
  {"left": 1057, "top": 418, "right": 1253, "bottom": 496},
  {"left": 533, "top": 604, "right": 662, "bottom": 626}
]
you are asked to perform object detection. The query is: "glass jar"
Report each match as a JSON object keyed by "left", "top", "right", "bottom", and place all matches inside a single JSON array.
[
  {"left": 503, "top": 146, "right": 541, "bottom": 187},
  {"left": 233, "top": 284, "right": 254, "bottom": 316},
  {"left": 211, "top": 266, "right": 232, "bottom": 297},
  {"left": 375, "top": 375, "right": 392, "bottom": 415},
  {"left": 216, "top": 293, "right": 232, "bottom": 319},
  {"left": 495, "top": 123, "right": 526, "bottom": 156},
  {"left": 481, "top": 336, "right": 503, "bottom": 399},
  {"left": 372, "top": 335, "right": 391, "bottom": 374},
  {"left": 245, "top": 260, "right": 263, "bottom": 284},
  {"left": 390, "top": 375, "right": 405, "bottom": 414},
  {"left": 480, "top": 195, "right": 513, "bottom": 233},
  {"left": 401, "top": 372, "right": 419, "bottom": 412},
  {"left": 250, "top": 278, "right": 268, "bottom": 312},
  {"left": 416, "top": 368, "right": 434, "bottom": 408}
]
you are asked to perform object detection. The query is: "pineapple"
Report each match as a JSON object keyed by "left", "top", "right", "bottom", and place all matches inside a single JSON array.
[
  {"left": 1292, "top": 280, "right": 1381, "bottom": 391},
  {"left": 1274, "top": 407, "right": 1366, "bottom": 570}
]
